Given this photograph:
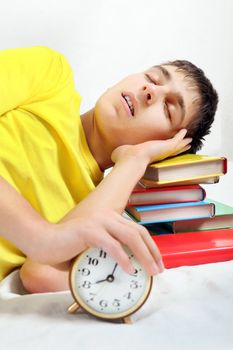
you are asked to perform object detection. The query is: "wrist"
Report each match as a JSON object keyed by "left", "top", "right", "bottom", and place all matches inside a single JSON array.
[
  {"left": 113, "top": 152, "right": 148, "bottom": 178},
  {"left": 24, "top": 219, "right": 55, "bottom": 263},
  {"left": 111, "top": 144, "right": 150, "bottom": 170}
]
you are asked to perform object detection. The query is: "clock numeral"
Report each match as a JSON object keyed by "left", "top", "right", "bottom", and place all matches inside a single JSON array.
[
  {"left": 112, "top": 299, "right": 121, "bottom": 307},
  {"left": 87, "top": 292, "right": 97, "bottom": 302},
  {"left": 81, "top": 268, "right": 90, "bottom": 276},
  {"left": 82, "top": 280, "right": 92, "bottom": 289},
  {"left": 130, "top": 280, "right": 139, "bottom": 289},
  {"left": 132, "top": 268, "right": 138, "bottom": 277},
  {"left": 124, "top": 292, "right": 132, "bottom": 299},
  {"left": 88, "top": 257, "right": 99, "bottom": 266},
  {"left": 99, "top": 300, "right": 108, "bottom": 308},
  {"left": 99, "top": 250, "right": 107, "bottom": 258}
]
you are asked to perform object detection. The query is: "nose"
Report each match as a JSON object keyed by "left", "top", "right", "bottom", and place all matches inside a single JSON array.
[{"left": 143, "top": 83, "right": 167, "bottom": 106}]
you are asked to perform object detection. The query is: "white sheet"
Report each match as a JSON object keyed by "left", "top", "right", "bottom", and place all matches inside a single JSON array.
[
  {"left": 1, "top": 162, "right": 233, "bottom": 350},
  {"left": 0, "top": 262, "right": 233, "bottom": 350}
]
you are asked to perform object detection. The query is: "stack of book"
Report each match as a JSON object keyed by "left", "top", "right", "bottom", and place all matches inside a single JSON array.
[{"left": 125, "top": 154, "right": 233, "bottom": 268}]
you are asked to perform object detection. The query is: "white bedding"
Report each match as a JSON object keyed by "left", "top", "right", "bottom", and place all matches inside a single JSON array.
[
  {"left": 1, "top": 162, "right": 233, "bottom": 350},
  {"left": 0, "top": 262, "right": 233, "bottom": 350}
]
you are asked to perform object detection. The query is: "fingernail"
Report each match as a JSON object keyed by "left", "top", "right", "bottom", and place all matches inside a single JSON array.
[
  {"left": 127, "top": 264, "right": 135, "bottom": 275},
  {"left": 151, "top": 263, "right": 159, "bottom": 275},
  {"left": 158, "top": 259, "right": 165, "bottom": 272}
]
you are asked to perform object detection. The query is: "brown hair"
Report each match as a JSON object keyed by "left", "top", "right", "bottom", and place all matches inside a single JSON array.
[{"left": 163, "top": 60, "right": 218, "bottom": 153}]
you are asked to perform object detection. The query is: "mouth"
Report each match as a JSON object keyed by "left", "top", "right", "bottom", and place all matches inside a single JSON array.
[{"left": 121, "top": 93, "right": 135, "bottom": 117}]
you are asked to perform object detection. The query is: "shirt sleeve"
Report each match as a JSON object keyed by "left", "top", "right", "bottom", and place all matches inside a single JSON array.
[{"left": 0, "top": 46, "right": 75, "bottom": 116}]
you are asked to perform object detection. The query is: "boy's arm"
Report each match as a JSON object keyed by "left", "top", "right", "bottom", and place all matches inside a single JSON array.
[
  {"left": 0, "top": 130, "right": 191, "bottom": 276},
  {"left": 0, "top": 175, "right": 52, "bottom": 259},
  {"left": 55, "top": 129, "right": 192, "bottom": 275}
]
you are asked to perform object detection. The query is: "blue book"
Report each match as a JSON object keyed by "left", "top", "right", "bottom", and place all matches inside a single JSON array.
[{"left": 125, "top": 200, "right": 215, "bottom": 225}]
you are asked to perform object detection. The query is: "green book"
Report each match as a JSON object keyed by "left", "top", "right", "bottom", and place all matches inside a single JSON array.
[{"left": 172, "top": 199, "right": 233, "bottom": 232}]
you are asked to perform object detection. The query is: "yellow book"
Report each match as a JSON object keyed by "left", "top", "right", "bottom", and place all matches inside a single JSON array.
[
  {"left": 139, "top": 175, "right": 220, "bottom": 188},
  {"left": 142, "top": 154, "right": 227, "bottom": 185}
]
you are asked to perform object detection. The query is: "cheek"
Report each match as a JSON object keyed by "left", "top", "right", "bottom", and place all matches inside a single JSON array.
[
  {"left": 120, "top": 122, "right": 168, "bottom": 145},
  {"left": 136, "top": 111, "right": 171, "bottom": 141}
]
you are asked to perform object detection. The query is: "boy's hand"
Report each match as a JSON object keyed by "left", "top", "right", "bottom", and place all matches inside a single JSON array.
[
  {"left": 111, "top": 129, "right": 192, "bottom": 166},
  {"left": 55, "top": 208, "right": 164, "bottom": 276}
]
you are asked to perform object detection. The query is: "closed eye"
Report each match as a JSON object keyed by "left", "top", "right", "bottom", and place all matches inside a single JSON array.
[{"left": 145, "top": 73, "right": 157, "bottom": 85}]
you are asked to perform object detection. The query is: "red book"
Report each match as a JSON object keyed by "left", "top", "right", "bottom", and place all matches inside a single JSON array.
[
  {"left": 128, "top": 184, "right": 206, "bottom": 206},
  {"left": 152, "top": 228, "right": 233, "bottom": 268}
]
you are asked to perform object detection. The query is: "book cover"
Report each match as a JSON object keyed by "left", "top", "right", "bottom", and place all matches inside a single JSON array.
[
  {"left": 172, "top": 199, "right": 233, "bottom": 232},
  {"left": 143, "top": 154, "right": 227, "bottom": 185},
  {"left": 125, "top": 200, "right": 215, "bottom": 225},
  {"left": 152, "top": 228, "right": 233, "bottom": 268},
  {"left": 128, "top": 184, "right": 206, "bottom": 206},
  {"left": 139, "top": 175, "right": 220, "bottom": 188}
]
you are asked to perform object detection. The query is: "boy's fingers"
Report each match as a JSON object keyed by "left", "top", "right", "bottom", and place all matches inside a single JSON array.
[
  {"left": 173, "top": 145, "right": 191, "bottom": 156},
  {"left": 172, "top": 136, "right": 192, "bottom": 152},
  {"left": 175, "top": 139, "right": 192, "bottom": 151},
  {"left": 172, "top": 128, "right": 187, "bottom": 142},
  {"left": 138, "top": 226, "right": 164, "bottom": 272},
  {"left": 100, "top": 234, "right": 135, "bottom": 274},
  {"left": 117, "top": 217, "right": 163, "bottom": 275}
]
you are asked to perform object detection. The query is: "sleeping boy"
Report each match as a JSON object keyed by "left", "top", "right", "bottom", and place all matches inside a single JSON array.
[{"left": 0, "top": 46, "right": 218, "bottom": 292}]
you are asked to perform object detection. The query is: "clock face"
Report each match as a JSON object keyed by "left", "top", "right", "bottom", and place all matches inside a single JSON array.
[{"left": 69, "top": 246, "right": 153, "bottom": 320}]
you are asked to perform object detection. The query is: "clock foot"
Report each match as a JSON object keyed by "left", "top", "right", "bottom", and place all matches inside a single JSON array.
[
  {"left": 123, "top": 316, "right": 133, "bottom": 324},
  {"left": 68, "top": 301, "right": 80, "bottom": 314}
]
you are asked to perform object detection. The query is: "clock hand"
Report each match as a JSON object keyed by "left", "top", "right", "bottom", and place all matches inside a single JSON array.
[
  {"left": 95, "top": 278, "right": 108, "bottom": 284},
  {"left": 111, "top": 263, "right": 118, "bottom": 276},
  {"left": 95, "top": 263, "right": 119, "bottom": 284},
  {"left": 95, "top": 274, "right": 115, "bottom": 283}
]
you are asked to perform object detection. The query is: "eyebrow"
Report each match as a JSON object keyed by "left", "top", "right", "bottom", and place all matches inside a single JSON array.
[{"left": 153, "top": 65, "right": 186, "bottom": 122}]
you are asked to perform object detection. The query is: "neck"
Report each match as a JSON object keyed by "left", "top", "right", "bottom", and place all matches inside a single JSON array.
[{"left": 81, "top": 109, "right": 113, "bottom": 171}]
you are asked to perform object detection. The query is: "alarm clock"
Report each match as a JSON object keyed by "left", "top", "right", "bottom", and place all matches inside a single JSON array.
[{"left": 68, "top": 246, "right": 153, "bottom": 323}]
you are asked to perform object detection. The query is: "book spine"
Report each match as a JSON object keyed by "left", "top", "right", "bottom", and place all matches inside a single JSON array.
[
  {"left": 128, "top": 185, "right": 205, "bottom": 206},
  {"left": 223, "top": 157, "right": 228, "bottom": 174},
  {"left": 201, "top": 186, "right": 206, "bottom": 201}
]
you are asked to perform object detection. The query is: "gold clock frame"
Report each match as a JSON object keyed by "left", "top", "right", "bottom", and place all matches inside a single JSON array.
[{"left": 68, "top": 248, "right": 153, "bottom": 324}]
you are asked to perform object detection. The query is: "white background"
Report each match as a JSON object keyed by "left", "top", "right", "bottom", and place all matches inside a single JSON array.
[
  {"left": 0, "top": 0, "right": 232, "bottom": 159},
  {"left": 0, "top": 4, "right": 233, "bottom": 348}
]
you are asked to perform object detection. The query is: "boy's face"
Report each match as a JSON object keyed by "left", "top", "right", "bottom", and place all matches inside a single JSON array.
[{"left": 93, "top": 65, "right": 199, "bottom": 150}]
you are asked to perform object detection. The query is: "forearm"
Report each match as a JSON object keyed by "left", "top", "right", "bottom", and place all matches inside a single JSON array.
[
  {"left": 0, "top": 176, "right": 50, "bottom": 258},
  {"left": 65, "top": 129, "right": 191, "bottom": 220},
  {"left": 88, "top": 157, "right": 146, "bottom": 210},
  {"left": 62, "top": 156, "right": 147, "bottom": 221}
]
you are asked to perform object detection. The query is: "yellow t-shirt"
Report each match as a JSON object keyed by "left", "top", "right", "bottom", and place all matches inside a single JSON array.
[{"left": 0, "top": 46, "right": 103, "bottom": 281}]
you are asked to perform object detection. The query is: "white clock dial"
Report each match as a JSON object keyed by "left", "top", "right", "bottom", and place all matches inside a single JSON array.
[{"left": 70, "top": 246, "right": 152, "bottom": 320}]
